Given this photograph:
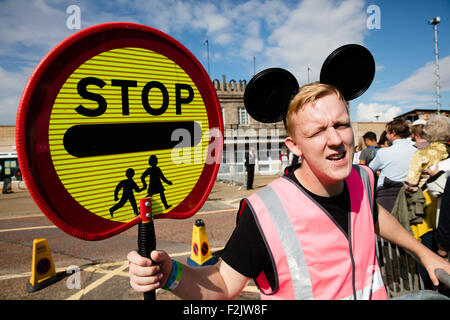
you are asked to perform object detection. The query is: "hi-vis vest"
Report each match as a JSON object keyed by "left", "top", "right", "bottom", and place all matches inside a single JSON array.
[{"left": 239, "top": 165, "right": 387, "bottom": 300}]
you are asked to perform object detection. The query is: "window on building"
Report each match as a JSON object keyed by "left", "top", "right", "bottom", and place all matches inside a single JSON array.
[
  {"left": 257, "top": 147, "right": 269, "bottom": 161},
  {"left": 238, "top": 107, "right": 249, "bottom": 125},
  {"left": 235, "top": 143, "right": 245, "bottom": 163}
]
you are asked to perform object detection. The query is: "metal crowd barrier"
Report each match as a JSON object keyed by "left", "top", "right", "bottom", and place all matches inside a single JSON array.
[
  {"left": 375, "top": 235, "right": 450, "bottom": 299},
  {"left": 217, "top": 163, "right": 246, "bottom": 188}
]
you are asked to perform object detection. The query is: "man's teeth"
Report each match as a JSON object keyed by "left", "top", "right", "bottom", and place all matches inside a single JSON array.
[{"left": 327, "top": 152, "right": 345, "bottom": 160}]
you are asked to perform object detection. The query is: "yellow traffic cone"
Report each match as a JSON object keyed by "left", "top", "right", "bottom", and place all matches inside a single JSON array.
[
  {"left": 27, "top": 238, "right": 58, "bottom": 292},
  {"left": 187, "top": 219, "right": 218, "bottom": 267}
]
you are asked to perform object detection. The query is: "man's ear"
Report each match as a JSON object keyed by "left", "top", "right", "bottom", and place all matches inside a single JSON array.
[{"left": 285, "top": 136, "right": 302, "bottom": 157}]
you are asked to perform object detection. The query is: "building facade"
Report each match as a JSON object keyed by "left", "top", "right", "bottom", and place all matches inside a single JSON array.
[
  {"left": 394, "top": 109, "right": 450, "bottom": 122},
  {"left": 2, "top": 76, "right": 448, "bottom": 182},
  {"left": 213, "top": 75, "right": 288, "bottom": 176},
  {"left": 213, "top": 75, "right": 391, "bottom": 176}
]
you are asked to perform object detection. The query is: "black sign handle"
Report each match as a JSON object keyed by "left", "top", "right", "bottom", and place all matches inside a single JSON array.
[{"left": 138, "top": 198, "right": 156, "bottom": 300}]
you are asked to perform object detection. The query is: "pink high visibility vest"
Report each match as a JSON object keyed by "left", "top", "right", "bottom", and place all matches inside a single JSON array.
[{"left": 240, "top": 165, "right": 387, "bottom": 300}]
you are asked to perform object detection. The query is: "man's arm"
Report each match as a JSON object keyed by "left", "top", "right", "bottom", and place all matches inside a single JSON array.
[
  {"left": 359, "top": 148, "right": 368, "bottom": 165},
  {"left": 127, "top": 250, "right": 250, "bottom": 300},
  {"left": 375, "top": 203, "right": 450, "bottom": 286},
  {"left": 368, "top": 152, "right": 381, "bottom": 172}
]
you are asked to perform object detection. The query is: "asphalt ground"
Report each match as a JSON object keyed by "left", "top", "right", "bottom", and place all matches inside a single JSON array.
[{"left": 0, "top": 174, "right": 279, "bottom": 301}]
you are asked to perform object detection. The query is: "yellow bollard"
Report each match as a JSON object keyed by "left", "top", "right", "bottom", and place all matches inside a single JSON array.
[
  {"left": 187, "top": 219, "right": 218, "bottom": 267},
  {"left": 27, "top": 238, "right": 58, "bottom": 292}
]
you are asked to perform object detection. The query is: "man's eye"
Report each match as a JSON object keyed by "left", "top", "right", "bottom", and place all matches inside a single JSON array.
[{"left": 309, "top": 130, "right": 324, "bottom": 137}]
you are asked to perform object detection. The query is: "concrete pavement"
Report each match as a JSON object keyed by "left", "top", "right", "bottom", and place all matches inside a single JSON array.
[{"left": 0, "top": 174, "right": 279, "bottom": 300}]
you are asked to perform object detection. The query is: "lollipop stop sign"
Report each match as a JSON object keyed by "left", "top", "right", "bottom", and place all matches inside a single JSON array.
[{"left": 16, "top": 23, "right": 223, "bottom": 299}]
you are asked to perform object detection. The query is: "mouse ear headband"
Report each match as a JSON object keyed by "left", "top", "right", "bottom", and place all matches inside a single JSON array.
[{"left": 243, "top": 44, "right": 375, "bottom": 123}]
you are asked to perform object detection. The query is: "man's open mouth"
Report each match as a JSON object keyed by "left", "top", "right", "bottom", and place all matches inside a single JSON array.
[{"left": 326, "top": 152, "right": 346, "bottom": 161}]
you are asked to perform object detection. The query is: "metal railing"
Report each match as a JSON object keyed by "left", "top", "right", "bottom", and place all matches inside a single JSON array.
[
  {"left": 217, "top": 161, "right": 284, "bottom": 187},
  {"left": 375, "top": 235, "right": 450, "bottom": 299},
  {"left": 217, "top": 163, "right": 246, "bottom": 187}
]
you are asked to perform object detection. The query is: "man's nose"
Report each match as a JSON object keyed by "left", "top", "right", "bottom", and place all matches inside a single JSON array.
[{"left": 326, "top": 127, "right": 343, "bottom": 146}]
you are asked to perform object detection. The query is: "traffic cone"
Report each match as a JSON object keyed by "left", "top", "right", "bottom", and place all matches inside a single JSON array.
[
  {"left": 187, "top": 219, "right": 218, "bottom": 267},
  {"left": 27, "top": 238, "right": 58, "bottom": 292}
]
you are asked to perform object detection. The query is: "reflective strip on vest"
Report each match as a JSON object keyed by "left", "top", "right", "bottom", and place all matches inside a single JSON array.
[
  {"left": 353, "top": 165, "right": 374, "bottom": 215},
  {"left": 257, "top": 185, "right": 314, "bottom": 300},
  {"left": 341, "top": 267, "right": 385, "bottom": 300}
]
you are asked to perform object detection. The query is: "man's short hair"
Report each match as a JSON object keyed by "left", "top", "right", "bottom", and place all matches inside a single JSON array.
[
  {"left": 284, "top": 82, "right": 349, "bottom": 137},
  {"left": 363, "top": 131, "right": 377, "bottom": 142},
  {"left": 386, "top": 119, "right": 410, "bottom": 138},
  {"left": 378, "top": 130, "right": 390, "bottom": 146},
  {"left": 410, "top": 124, "right": 425, "bottom": 138}
]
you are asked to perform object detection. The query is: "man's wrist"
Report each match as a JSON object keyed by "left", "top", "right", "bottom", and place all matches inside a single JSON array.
[{"left": 162, "top": 259, "right": 183, "bottom": 291}]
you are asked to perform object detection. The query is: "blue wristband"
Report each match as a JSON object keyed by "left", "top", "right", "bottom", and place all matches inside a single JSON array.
[{"left": 163, "top": 260, "right": 182, "bottom": 291}]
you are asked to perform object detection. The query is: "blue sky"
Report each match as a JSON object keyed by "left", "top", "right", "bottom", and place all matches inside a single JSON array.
[{"left": 0, "top": 0, "right": 449, "bottom": 124}]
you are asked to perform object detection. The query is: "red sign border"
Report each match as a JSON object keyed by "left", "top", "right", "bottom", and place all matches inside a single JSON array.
[{"left": 16, "top": 23, "right": 223, "bottom": 240}]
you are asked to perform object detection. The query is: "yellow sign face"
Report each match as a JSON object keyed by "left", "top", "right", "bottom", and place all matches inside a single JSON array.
[{"left": 49, "top": 47, "right": 210, "bottom": 222}]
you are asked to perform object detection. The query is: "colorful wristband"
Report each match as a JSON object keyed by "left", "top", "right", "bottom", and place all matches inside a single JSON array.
[{"left": 163, "top": 260, "right": 183, "bottom": 291}]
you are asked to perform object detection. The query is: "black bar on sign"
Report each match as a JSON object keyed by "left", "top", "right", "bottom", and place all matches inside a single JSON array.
[{"left": 63, "top": 121, "right": 202, "bottom": 157}]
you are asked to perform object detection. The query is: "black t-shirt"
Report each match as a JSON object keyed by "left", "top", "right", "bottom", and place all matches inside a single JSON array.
[{"left": 220, "top": 170, "right": 378, "bottom": 289}]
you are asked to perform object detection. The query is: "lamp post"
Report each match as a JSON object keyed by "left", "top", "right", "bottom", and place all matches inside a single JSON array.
[
  {"left": 205, "top": 39, "right": 210, "bottom": 76},
  {"left": 428, "top": 17, "right": 441, "bottom": 114}
]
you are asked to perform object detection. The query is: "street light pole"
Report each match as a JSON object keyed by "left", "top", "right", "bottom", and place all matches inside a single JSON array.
[
  {"left": 428, "top": 17, "right": 441, "bottom": 114},
  {"left": 205, "top": 39, "right": 210, "bottom": 77}
]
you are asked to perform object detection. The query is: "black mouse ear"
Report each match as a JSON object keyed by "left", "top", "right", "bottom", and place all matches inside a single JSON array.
[
  {"left": 244, "top": 68, "right": 299, "bottom": 123},
  {"left": 320, "top": 44, "right": 375, "bottom": 101}
]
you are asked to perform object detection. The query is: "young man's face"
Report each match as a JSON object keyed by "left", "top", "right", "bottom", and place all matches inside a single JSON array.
[{"left": 286, "top": 93, "right": 354, "bottom": 188}]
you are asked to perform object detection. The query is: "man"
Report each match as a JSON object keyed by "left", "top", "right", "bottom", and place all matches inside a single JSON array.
[
  {"left": 128, "top": 83, "right": 449, "bottom": 300},
  {"left": 244, "top": 147, "right": 256, "bottom": 190},
  {"left": 359, "top": 131, "right": 378, "bottom": 165},
  {"left": 436, "top": 176, "right": 450, "bottom": 261},
  {"left": 369, "top": 119, "right": 417, "bottom": 212},
  {"left": 436, "top": 176, "right": 450, "bottom": 297},
  {"left": 410, "top": 119, "right": 429, "bottom": 150}
]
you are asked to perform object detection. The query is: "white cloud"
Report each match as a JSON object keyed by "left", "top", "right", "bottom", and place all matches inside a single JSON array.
[
  {"left": 0, "top": 66, "right": 33, "bottom": 124},
  {"left": 0, "top": 0, "right": 68, "bottom": 60},
  {"left": 263, "top": 0, "right": 367, "bottom": 82},
  {"left": 242, "top": 37, "right": 264, "bottom": 57},
  {"left": 0, "top": 0, "right": 371, "bottom": 124},
  {"left": 356, "top": 102, "right": 402, "bottom": 122},
  {"left": 215, "top": 33, "right": 234, "bottom": 46},
  {"left": 372, "top": 55, "right": 450, "bottom": 105},
  {"left": 246, "top": 20, "right": 261, "bottom": 36}
]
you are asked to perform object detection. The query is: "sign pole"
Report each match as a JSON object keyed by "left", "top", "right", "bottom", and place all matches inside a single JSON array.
[{"left": 138, "top": 197, "right": 156, "bottom": 300}]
